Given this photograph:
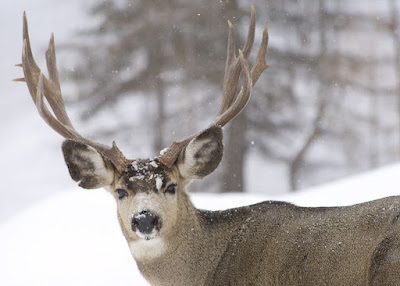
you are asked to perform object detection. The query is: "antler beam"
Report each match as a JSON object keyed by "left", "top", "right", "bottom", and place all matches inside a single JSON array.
[{"left": 15, "top": 12, "right": 131, "bottom": 173}]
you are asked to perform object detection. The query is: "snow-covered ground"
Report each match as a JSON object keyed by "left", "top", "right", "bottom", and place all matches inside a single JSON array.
[{"left": 1, "top": 164, "right": 399, "bottom": 286}]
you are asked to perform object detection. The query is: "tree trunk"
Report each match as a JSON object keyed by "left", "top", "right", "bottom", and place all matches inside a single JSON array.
[
  {"left": 389, "top": 0, "right": 400, "bottom": 158},
  {"left": 221, "top": 112, "right": 247, "bottom": 192},
  {"left": 154, "top": 77, "right": 166, "bottom": 153},
  {"left": 289, "top": 103, "right": 325, "bottom": 191},
  {"left": 289, "top": 0, "right": 327, "bottom": 191}
]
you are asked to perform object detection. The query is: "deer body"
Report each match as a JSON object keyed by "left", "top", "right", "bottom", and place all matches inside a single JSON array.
[
  {"left": 126, "top": 195, "right": 400, "bottom": 286},
  {"left": 17, "top": 6, "right": 400, "bottom": 286}
]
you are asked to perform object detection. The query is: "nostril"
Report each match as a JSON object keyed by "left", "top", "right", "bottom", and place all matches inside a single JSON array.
[
  {"left": 139, "top": 209, "right": 150, "bottom": 216},
  {"left": 131, "top": 210, "right": 160, "bottom": 234}
]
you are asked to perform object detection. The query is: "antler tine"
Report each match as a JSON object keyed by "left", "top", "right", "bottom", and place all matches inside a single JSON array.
[
  {"left": 43, "top": 32, "right": 75, "bottom": 129},
  {"left": 242, "top": 4, "right": 256, "bottom": 59},
  {"left": 214, "top": 50, "right": 251, "bottom": 127},
  {"left": 225, "top": 21, "right": 236, "bottom": 70},
  {"left": 251, "top": 21, "right": 269, "bottom": 85},
  {"left": 18, "top": 12, "right": 131, "bottom": 173},
  {"left": 13, "top": 77, "right": 26, "bottom": 82},
  {"left": 35, "top": 73, "right": 78, "bottom": 139},
  {"left": 45, "top": 33, "right": 61, "bottom": 90},
  {"left": 218, "top": 5, "right": 256, "bottom": 119},
  {"left": 158, "top": 6, "right": 268, "bottom": 168},
  {"left": 225, "top": 5, "right": 255, "bottom": 68},
  {"left": 21, "top": 12, "right": 42, "bottom": 106},
  {"left": 22, "top": 12, "right": 38, "bottom": 71}
]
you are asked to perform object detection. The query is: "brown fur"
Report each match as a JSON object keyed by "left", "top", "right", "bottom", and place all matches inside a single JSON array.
[{"left": 134, "top": 196, "right": 400, "bottom": 286}]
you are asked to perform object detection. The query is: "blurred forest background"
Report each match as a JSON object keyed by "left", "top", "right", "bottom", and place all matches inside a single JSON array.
[
  {"left": 1, "top": 0, "right": 400, "bottom": 223},
  {"left": 59, "top": 0, "right": 400, "bottom": 193}
]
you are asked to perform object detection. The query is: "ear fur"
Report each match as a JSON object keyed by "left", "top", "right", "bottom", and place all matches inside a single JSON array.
[
  {"left": 176, "top": 125, "right": 223, "bottom": 179},
  {"left": 62, "top": 140, "right": 115, "bottom": 189}
]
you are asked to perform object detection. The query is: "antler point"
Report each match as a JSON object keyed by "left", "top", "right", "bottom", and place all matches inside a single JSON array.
[{"left": 12, "top": 78, "right": 26, "bottom": 82}]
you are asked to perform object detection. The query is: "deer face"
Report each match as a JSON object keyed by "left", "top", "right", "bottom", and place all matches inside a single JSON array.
[
  {"left": 61, "top": 126, "right": 223, "bottom": 246},
  {"left": 114, "top": 158, "right": 179, "bottom": 242}
]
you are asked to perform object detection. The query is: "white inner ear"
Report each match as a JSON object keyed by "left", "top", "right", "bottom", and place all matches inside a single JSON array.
[{"left": 77, "top": 146, "right": 114, "bottom": 185}]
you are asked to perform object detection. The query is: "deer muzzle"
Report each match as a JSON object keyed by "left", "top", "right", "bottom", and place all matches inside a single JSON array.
[{"left": 131, "top": 209, "right": 162, "bottom": 237}]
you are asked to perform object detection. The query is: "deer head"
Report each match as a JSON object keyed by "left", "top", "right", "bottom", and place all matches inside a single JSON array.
[{"left": 16, "top": 6, "right": 268, "bottom": 252}]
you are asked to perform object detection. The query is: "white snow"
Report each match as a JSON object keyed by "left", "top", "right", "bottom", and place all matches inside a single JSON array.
[
  {"left": 130, "top": 174, "right": 145, "bottom": 181},
  {"left": 150, "top": 160, "right": 159, "bottom": 168},
  {"left": 0, "top": 164, "right": 400, "bottom": 286},
  {"left": 131, "top": 161, "right": 139, "bottom": 171},
  {"left": 156, "top": 177, "right": 163, "bottom": 191},
  {"left": 159, "top": 147, "right": 168, "bottom": 156}
]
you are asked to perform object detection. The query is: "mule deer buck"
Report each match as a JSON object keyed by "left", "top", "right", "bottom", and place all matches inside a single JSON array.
[{"left": 16, "top": 6, "right": 400, "bottom": 286}]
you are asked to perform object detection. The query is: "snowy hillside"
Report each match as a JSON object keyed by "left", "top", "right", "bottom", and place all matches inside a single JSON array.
[{"left": 1, "top": 164, "right": 399, "bottom": 286}]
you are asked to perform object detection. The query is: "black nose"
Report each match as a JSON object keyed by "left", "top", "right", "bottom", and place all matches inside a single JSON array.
[{"left": 132, "top": 209, "right": 159, "bottom": 234}]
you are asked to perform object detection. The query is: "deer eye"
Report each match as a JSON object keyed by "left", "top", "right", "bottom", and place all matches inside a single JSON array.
[
  {"left": 116, "top": 188, "right": 128, "bottom": 200},
  {"left": 165, "top": 184, "right": 176, "bottom": 195}
]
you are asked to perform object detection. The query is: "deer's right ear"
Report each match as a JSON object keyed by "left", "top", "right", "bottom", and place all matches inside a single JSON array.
[
  {"left": 62, "top": 140, "right": 115, "bottom": 189},
  {"left": 176, "top": 125, "right": 223, "bottom": 180}
]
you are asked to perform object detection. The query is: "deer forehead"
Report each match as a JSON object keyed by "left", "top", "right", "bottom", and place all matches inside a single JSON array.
[{"left": 122, "top": 159, "right": 171, "bottom": 192}]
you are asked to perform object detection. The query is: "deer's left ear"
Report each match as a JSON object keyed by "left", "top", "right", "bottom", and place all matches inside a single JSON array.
[{"left": 176, "top": 125, "right": 223, "bottom": 179}]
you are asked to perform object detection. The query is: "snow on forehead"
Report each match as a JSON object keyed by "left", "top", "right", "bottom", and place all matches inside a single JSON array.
[{"left": 125, "top": 159, "right": 165, "bottom": 190}]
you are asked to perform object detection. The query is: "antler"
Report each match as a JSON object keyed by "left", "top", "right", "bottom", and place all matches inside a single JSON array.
[
  {"left": 158, "top": 5, "right": 269, "bottom": 167},
  {"left": 15, "top": 12, "right": 131, "bottom": 173}
]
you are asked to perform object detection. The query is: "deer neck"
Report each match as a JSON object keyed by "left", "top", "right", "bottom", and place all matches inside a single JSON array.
[{"left": 131, "top": 192, "right": 230, "bottom": 286}]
